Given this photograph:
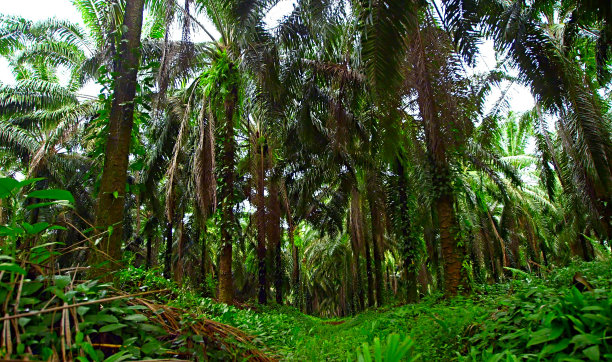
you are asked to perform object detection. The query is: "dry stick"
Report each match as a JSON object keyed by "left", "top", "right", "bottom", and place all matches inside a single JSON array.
[
  {"left": 61, "top": 220, "right": 124, "bottom": 269},
  {"left": 60, "top": 306, "right": 67, "bottom": 361},
  {"left": 62, "top": 269, "right": 79, "bottom": 360},
  {"left": 2, "top": 312, "right": 12, "bottom": 357},
  {"left": 69, "top": 307, "right": 85, "bottom": 358},
  {"left": 11, "top": 274, "right": 24, "bottom": 347},
  {"left": 0, "top": 289, "right": 169, "bottom": 322},
  {"left": 90, "top": 344, "right": 193, "bottom": 357}
]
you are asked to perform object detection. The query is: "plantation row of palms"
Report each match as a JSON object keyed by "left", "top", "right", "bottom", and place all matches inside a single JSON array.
[{"left": 0, "top": 0, "right": 610, "bottom": 316}]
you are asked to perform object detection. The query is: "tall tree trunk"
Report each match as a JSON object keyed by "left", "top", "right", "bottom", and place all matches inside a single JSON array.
[
  {"left": 367, "top": 174, "right": 385, "bottom": 307},
  {"left": 290, "top": 227, "right": 299, "bottom": 285},
  {"left": 200, "top": 224, "right": 207, "bottom": 291},
  {"left": 268, "top": 181, "right": 283, "bottom": 304},
  {"left": 349, "top": 187, "right": 365, "bottom": 311},
  {"left": 218, "top": 71, "right": 238, "bottom": 304},
  {"left": 369, "top": 204, "right": 384, "bottom": 307},
  {"left": 145, "top": 229, "right": 153, "bottom": 269},
  {"left": 410, "top": 12, "right": 466, "bottom": 295},
  {"left": 437, "top": 194, "right": 466, "bottom": 294},
  {"left": 163, "top": 221, "right": 172, "bottom": 279},
  {"left": 282, "top": 186, "right": 300, "bottom": 301},
  {"left": 175, "top": 214, "right": 185, "bottom": 285},
  {"left": 396, "top": 159, "right": 419, "bottom": 302},
  {"left": 364, "top": 223, "right": 375, "bottom": 308},
  {"left": 256, "top": 137, "right": 267, "bottom": 305},
  {"left": 92, "top": 0, "right": 145, "bottom": 276}
]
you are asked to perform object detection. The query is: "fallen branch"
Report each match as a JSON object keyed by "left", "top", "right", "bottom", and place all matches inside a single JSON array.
[{"left": 0, "top": 289, "right": 169, "bottom": 321}]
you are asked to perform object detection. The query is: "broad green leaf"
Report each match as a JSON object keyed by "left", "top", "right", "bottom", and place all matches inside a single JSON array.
[
  {"left": 582, "top": 306, "right": 604, "bottom": 312},
  {"left": 27, "top": 189, "right": 75, "bottom": 204},
  {"left": 53, "top": 275, "right": 71, "bottom": 289},
  {"left": 103, "top": 350, "right": 132, "bottom": 362},
  {"left": 124, "top": 314, "right": 147, "bottom": 322},
  {"left": 138, "top": 323, "right": 166, "bottom": 334},
  {"left": 77, "top": 306, "right": 90, "bottom": 315},
  {"left": 0, "top": 226, "right": 20, "bottom": 237},
  {"left": 81, "top": 342, "right": 100, "bottom": 362},
  {"left": 17, "top": 178, "right": 44, "bottom": 189},
  {"left": 540, "top": 338, "right": 570, "bottom": 356},
  {"left": 99, "top": 323, "right": 127, "bottom": 333},
  {"left": 583, "top": 345, "right": 600, "bottom": 361},
  {"left": 0, "top": 263, "right": 27, "bottom": 275},
  {"left": 99, "top": 313, "right": 120, "bottom": 324},
  {"left": 22, "top": 222, "right": 49, "bottom": 235},
  {"left": 26, "top": 201, "right": 72, "bottom": 210},
  {"left": 0, "top": 177, "right": 19, "bottom": 198},
  {"left": 570, "top": 333, "right": 600, "bottom": 347},
  {"left": 18, "top": 317, "right": 31, "bottom": 327},
  {"left": 527, "top": 328, "right": 557, "bottom": 347},
  {"left": 141, "top": 340, "right": 161, "bottom": 355},
  {"left": 582, "top": 313, "right": 611, "bottom": 324},
  {"left": 21, "top": 282, "right": 42, "bottom": 296},
  {"left": 48, "top": 286, "right": 67, "bottom": 301}
]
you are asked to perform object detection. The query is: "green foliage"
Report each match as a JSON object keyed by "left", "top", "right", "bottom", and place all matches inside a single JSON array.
[
  {"left": 353, "top": 334, "right": 420, "bottom": 362},
  {"left": 465, "top": 260, "right": 612, "bottom": 361}
]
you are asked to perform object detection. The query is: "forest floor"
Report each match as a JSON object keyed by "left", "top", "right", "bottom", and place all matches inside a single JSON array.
[{"left": 120, "top": 259, "right": 612, "bottom": 361}]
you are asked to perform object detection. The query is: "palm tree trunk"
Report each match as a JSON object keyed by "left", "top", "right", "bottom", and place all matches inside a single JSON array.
[
  {"left": 282, "top": 189, "right": 300, "bottom": 298},
  {"left": 396, "top": 159, "right": 418, "bottom": 302},
  {"left": 437, "top": 194, "right": 465, "bottom": 294},
  {"left": 175, "top": 214, "right": 185, "bottom": 285},
  {"left": 410, "top": 13, "right": 466, "bottom": 295},
  {"left": 256, "top": 139, "right": 267, "bottom": 305},
  {"left": 367, "top": 177, "right": 385, "bottom": 307},
  {"left": 349, "top": 187, "right": 365, "bottom": 311},
  {"left": 218, "top": 73, "right": 238, "bottom": 304},
  {"left": 92, "top": 0, "right": 145, "bottom": 277},
  {"left": 145, "top": 228, "right": 153, "bottom": 269},
  {"left": 199, "top": 224, "right": 207, "bottom": 291},
  {"left": 163, "top": 221, "right": 172, "bottom": 279},
  {"left": 268, "top": 181, "right": 283, "bottom": 304},
  {"left": 364, "top": 232, "right": 375, "bottom": 308}
]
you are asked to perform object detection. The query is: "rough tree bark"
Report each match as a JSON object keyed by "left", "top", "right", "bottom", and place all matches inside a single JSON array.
[
  {"left": 268, "top": 181, "right": 282, "bottom": 304},
  {"left": 218, "top": 69, "right": 238, "bottom": 304},
  {"left": 256, "top": 134, "right": 267, "bottom": 304},
  {"left": 163, "top": 221, "right": 172, "bottom": 279},
  {"left": 367, "top": 178, "right": 385, "bottom": 307},
  {"left": 92, "top": 0, "right": 145, "bottom": 276},
  {"left": 349, "top": 187, "right": 365, "bottom": 311},
  {"left": 396, "top": 159, "right": 419, "bottom": 302},
  {"left": 409, "top": 10, "right": 466, "bottom": 295},
  {"left": 363, "top": 218, "right": 375, "bottom": 307}
]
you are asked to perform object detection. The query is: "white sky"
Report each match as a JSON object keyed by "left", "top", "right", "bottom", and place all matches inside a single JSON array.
[{"left": 0, "top": 0, "right": 534, "bottom": 112}]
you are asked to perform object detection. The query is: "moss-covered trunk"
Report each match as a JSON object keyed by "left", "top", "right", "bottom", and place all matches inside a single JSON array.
[{"left": 218, "top": 71, "right": 238, "bottom": 304}]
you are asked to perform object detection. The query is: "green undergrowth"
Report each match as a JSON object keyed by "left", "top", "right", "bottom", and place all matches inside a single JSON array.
[{"left": 118, "top": 259, "right": 612, "bottom": 361}]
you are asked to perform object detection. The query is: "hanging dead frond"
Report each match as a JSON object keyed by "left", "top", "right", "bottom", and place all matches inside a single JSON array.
[{"left": 194, "top": 99, "right": 217, "bottom": 219}]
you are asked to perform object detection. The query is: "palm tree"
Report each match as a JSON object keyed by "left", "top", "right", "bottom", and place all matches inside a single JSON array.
[
  {"left": 442, "top": 0, "right": 612, "bottom": 240},
  {"left": 92, "top": 0, "right": 145, "bottom": 276}
]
